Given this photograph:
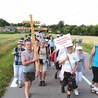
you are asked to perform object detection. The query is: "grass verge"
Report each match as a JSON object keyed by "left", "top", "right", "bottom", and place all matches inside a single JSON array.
[{"left": 0, "top": 49, "right": 14, "bottom": 97}]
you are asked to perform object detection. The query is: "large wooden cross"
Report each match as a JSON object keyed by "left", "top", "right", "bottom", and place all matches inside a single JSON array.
[{"left": 18, "top": 14, "right": 47, "bottom": 72}]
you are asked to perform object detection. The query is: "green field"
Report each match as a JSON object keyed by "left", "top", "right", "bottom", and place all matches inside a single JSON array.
[{"left": 0, "top": 33, "right": 95, "bottom": 97}]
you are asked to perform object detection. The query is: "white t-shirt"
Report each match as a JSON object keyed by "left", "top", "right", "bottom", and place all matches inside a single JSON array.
[
  {"left": 56, "top": 47, "right": 66, "bottom": 61},
  {"left": 59, "top": 52, "right": 79, "bottom": 73}
]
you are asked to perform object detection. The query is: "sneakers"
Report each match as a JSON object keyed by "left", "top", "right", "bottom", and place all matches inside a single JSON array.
[
  {"left": 74, "top": 89, "right": 79, "bottom": 95},
  {"left": 92, "top": 87, "right": 98, "bottom": 94},
  {"left": 90, "top": 84, "right": 95, "bottom": 93},
  {"left": 92, "top": 86, "right": 98, "bottom": 91}
]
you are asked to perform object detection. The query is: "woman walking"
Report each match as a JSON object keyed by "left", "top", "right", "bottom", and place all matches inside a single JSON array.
[{"left": 38, "top": 41, "right": 48, "bottom": 86}]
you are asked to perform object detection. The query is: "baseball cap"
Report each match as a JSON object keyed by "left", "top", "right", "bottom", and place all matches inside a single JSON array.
[
  {"left": 17, "top": 40, "right": 24, "bottom": 45},
  {"left": 76, "top": 38, "right": 82, "bottom": 43},
  {"left": 76, "top": 46, "right": 83, "bottom": 50}
]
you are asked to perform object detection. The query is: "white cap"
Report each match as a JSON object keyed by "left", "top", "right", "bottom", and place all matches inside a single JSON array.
[
  {"left": 17, "top": 40, "right": 24, "bottom": 45},
  {"left": 76, "top": 46, "right": 82, "bottom": 50}
]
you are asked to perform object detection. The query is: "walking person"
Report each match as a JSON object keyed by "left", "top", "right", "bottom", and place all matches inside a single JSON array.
[
  {"left": 89, "top": 45, "right": 98, "bottom": 94},
  {"left": 75, "top": 46, "right": 85, "bottom": 94},
  {"left": 48, "top": 37, "right": 55, "bottom": 54},
  {"left": 74, "top": 38, "right": 82, "bottom": 52},
  {"left": 54, "top": 48, "right": 61, "bottom": 79},
  {"left": 38, "top": 41, "right": 48, "bottom": 86},
  {"left": 21, "top": 40, "right": 39, "bottom": 98},
  {"left": 58, "top": 45, "right": 79, "bottom": 98},
  {"left": 12, "top": 40, "right": 25, "bottom": 88}
]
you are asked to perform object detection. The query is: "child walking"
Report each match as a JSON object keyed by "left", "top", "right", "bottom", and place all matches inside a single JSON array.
[{"left": 75, "top": 46, "right": 85, "bottom": 95}]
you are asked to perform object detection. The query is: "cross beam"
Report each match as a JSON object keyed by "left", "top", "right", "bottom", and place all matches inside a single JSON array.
[
  {"left": 17, "top": 26, "right": 47, "bottom": 31},
  {"left": 19, "top": 14, "right": 47, "bottom": 73}
]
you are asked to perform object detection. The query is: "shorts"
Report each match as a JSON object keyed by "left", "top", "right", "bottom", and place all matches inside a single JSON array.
[
  {"left": 92, "top": 67, "right": 98, "bottom": 83},
  {"left": 40, "top": 64, "right": 47, "bottom": 72},
  {"left": 23, "top": 72, "right": 35, "bottom": 82},
  {"left": 55, "top": 61, "right": 61, "bottom": 70},
  {"left": 50, "top": 47, "right": 54, "bottom": 54},
  {"left": 63, "top": 71, "right": 78, "bottom": 91}
]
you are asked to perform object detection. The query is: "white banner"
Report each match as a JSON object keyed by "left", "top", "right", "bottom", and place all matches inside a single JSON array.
[{"left": 54, "top": 33, "right": 73, "bottom": 49}]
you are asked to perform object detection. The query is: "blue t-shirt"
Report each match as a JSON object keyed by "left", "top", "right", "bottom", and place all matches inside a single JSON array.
[
  {"left": 48, "top": 40, "right": 55, "bottom": 47},
  {"left": 92, "top": 45, "right": 98, "bottom": 67},
  {"left": 77, "top": 54, "right": 84, "bottom": 72}
]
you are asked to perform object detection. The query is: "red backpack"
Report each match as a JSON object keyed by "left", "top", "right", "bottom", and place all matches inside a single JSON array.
[{"left": 51, "top": 51, "right": 56, "bottom": 62}]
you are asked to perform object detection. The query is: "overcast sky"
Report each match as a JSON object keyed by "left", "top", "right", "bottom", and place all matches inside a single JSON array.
[{"left": 0, "top": 0, "right": 98, "bottom": 25}]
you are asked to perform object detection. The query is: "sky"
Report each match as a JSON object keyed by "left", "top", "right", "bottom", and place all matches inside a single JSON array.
[{"left": 0, "top": 0, "right": 98, "bottom": 26}]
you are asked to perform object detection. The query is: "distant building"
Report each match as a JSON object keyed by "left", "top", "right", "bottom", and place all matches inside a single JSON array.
[
  {"left": 0, "top": 26, "right": 30, "bottom": 33},
  {"left": 17, "top": 29, "right": 30, "bottom": 33},
  {"left": 3, "top": 26, "right": 17, "bottom": 32},
  {"left": 0, "top": 27, "right": 4, "bottom": 31}
]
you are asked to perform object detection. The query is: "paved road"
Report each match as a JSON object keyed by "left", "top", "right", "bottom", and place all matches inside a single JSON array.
[{"left": 2, "top": 53, "right": 98, "bottom": 98}]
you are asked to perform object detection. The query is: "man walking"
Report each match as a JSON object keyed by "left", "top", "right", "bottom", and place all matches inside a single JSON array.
[{"left": 21, "top": 40, "right": 39, "bottom": 98}]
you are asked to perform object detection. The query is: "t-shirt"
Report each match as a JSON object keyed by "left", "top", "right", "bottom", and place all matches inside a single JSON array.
[
  {"left": 92, "top": 45, "right": 98, "bottom": 67},
  {"left": 59, "top": 52, "right": 79, "bottom": 73},
  {"left": 57, "top": 47, "right": 67, "bottom": 62},
  {"left": 22, "top": 50, "right": 35, "bottom": 72},
  {"left": 77, "top": 54, "right": 85, "bottom": 72},
  {"left": 48, "top": 40, "right": 55, "bottom": 47},
  {"left": 39, "top": 47, "right": 47, "bottom": 63}
]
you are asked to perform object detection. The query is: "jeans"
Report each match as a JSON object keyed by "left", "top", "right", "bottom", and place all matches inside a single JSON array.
[{"left": 13, "top": 63, "right": 23, "bottom": 82}]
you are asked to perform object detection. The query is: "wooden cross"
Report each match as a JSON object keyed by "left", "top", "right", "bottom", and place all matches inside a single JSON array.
[{"left": 18, "top": 14, "right": 47, "bottom": 72}]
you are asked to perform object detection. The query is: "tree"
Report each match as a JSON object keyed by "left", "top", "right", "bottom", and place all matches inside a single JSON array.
[
  {"left": 0, "top": 18, "right": 10, "bottom": 26},
  {"left": 57, "top": 21, "right": 64, "bottom": 33}
]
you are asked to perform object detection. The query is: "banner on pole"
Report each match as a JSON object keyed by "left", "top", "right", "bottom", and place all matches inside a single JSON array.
[{"left": 54, "top": 33, "right": 73, "bottom": 49}]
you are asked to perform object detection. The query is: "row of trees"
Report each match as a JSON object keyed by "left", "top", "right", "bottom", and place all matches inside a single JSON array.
[
  {"left": 49, "top": 21, "right": 98, "bottom": 36},
  {"left": 0, "top": 18, "right": 98, "bottom": 36}
]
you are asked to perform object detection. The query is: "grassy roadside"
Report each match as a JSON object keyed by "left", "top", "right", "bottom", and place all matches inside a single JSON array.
[
  {"left": 0, "top": 33, "right": 25, "bottom": 97},
  {"left": 0, "top": 50, "right": 14, "bottom": 97}
]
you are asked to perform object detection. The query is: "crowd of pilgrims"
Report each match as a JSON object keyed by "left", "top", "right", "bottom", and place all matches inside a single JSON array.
[{"left": 12, "top": 32, "right": 98, "bottom": 98}]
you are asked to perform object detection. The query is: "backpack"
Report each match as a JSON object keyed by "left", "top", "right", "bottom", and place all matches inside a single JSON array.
[
  {"left": 51, "top": 51, "right": 56, "bottom": 62},
  {"left": 51, "top": 50, "right": 60, "bottom": 62}
]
